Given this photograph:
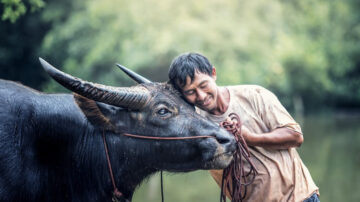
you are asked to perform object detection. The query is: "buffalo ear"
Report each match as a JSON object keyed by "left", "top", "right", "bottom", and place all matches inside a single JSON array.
[{"left": 74, "top": 93, "right": 117, "bottom": 130}]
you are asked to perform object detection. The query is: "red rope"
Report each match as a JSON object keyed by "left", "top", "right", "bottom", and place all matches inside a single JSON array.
[
  {"left": 101, "top": 131, "right": 215, "bottom": 201},
  {"left": 219, "top": 113, "right": 258, "bottom": 202},
  {"left": 102, "top": 131, "right": 123, "bottom": 201},
  {"left": 102, "top": 117, "right": 256, "bottom": 202},
  {"left": 121, "top": 133, "right": 214, "bottom": 140}
]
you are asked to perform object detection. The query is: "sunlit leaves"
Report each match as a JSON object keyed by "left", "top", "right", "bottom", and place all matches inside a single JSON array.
[
  {"left": 38, "top": 0, "right": 360, "bottom": 109},
  {"left": 1, "top": 0, "right": 44, "bottom": 23}
]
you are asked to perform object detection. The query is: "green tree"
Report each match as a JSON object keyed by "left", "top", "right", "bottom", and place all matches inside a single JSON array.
[
  {"left": 0, "top": 0, "right": 77, "bottom": 89},
  {"left": 40, "top": 0, "right": 290, "bottom": 92},
  {"left": 2, "top": 0, "right": 359, "bottom": 111},
  {"left": 1, "top": 0, "right": 45, "bottom": 23}
]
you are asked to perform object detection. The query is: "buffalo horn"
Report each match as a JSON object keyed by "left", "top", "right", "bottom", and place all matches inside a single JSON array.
[
  {"left": 116, "top": 64, "right": 152, "bottom": 84},
  {"left": 39, "top": 58, "right": 150, "bottom": 110}
]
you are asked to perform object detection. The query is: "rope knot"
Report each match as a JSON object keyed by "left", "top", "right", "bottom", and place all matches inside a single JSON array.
[{"left": 111, "top": 189, "right": 123, "bottom": 202}]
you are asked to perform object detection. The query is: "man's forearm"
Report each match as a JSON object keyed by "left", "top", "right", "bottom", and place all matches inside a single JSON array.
[{"left": 245, "top": 127, "right": 303, "bottom": 150}]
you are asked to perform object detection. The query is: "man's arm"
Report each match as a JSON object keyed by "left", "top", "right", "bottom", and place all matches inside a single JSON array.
[{"left": 241, "top": 126, "right": 303, "bottom": 150}]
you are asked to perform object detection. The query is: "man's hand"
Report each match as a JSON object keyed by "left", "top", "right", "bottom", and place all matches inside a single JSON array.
[
  {"left": 240, "top": 125, "right": 255, "bottom": 142},
  {"left": 224, "top": 118, "right": 256, "bottom": 144},
  {"left": 225, "top": 118, "right": 255, "bottom": 143}
]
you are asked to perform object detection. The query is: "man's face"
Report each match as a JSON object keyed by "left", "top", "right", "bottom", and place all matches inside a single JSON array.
[{"left": 179, "top": 69, "right": 219, "bottom": 112}]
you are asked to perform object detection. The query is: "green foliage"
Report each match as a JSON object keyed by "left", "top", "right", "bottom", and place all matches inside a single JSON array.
[
  {"left": 0, "top": 0, "right": 76, "bottom": 90},
  {"left": 1, "top": 0, "right": 45, "bottom": 23},
  {"left": 41, "top": 0, "right": 292, "bottom": 91},
  {"left": 1, "top": 0, "right": 359, "bottom": 111},
  {"left": 279, "top": 0, "right": 360, "bottom": 108}
]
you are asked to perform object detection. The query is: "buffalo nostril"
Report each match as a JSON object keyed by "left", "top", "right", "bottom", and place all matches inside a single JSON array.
[
  {"left": 215, "top": 132, "right": 237, "bottom": 153},
  {"left": 217, "top": 136, "right": 231, "bottom": 145}
]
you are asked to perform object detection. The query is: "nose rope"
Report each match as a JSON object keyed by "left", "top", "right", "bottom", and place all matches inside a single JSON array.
[
  {"left": 103, "top": 117, "right": 255, "bottom": 202},
  {"left": 102, "top": 131, "right": 123, "bottom": 202},
  {"left": 102, "top": 130, "right": 217, "bottom": 202},
  {"left": 120, "top": 133, "right": 215, "bottom": 140},
  {"left": 219, "top": 113, "right": 258, "bottom": 202}
]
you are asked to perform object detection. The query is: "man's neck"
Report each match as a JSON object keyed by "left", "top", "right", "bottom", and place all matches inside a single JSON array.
[{"left": 209, "top": 87, "right": 230, "bottom": 115}]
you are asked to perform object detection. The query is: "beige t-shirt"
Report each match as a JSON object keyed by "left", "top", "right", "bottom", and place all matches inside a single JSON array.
[{"left": 196, "top": 85, "right": 319, "bottom": 202}]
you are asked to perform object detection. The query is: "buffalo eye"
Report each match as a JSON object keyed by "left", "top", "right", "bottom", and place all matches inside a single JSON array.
[{"left": 156, "top": 108, "right": 171, "bottom": 117}]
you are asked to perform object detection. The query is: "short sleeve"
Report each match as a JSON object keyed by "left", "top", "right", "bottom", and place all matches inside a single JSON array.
[{"left": 251, "top": 86, "right": 302, "bottom": 133}]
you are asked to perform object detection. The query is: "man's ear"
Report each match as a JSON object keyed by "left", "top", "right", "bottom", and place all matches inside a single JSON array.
[
  {"left": 212, "top": 66, "right": 217, "bottom": 80},
  {"left": 73, "top": 93, "right": 121, "bottom": 130}
]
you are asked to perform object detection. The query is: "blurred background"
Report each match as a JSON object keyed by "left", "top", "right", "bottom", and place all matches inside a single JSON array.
[{"left": 1, "top": 0, "right": 359, "bottom": 201}]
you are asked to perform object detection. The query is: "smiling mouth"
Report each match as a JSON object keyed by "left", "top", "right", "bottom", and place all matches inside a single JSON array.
[{"left": 199, "top": 97, "right": 211, "bottom": 107}]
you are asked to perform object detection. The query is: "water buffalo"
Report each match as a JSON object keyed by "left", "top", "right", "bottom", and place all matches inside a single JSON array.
[{"left": 0, "top": 59, "right": 236, "bottom": 202}]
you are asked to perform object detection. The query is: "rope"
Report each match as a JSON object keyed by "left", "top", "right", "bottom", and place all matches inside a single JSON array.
[
  {"left": 219, "top": 113, "right": 258, "bottom": 202},
  {"left": 121, "top": 133, "right": 214, "bottom": 140},
  {"left": 102, "top": 131, "right": 123, "bottom": 201},
  {"left": 101, "top": 131, "right": 214, "bottom": 201},
  {"left": 161, "top": 171, "right": 164, "bottom": 202},
  {"left": 102, "top": 114, "right": 257, "bottom": 202}
]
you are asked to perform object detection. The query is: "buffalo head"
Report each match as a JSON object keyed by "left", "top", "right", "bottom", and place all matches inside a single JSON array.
[{"left": 39, "top": 58, "right": 236, "bottom": 171}]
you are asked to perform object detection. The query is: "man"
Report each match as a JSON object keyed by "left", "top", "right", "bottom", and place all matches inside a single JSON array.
[{"left": 168, "top": 52, "right": 319, "bottom": 202}]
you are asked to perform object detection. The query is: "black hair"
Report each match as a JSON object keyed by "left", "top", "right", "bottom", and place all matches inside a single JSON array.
[{"left": 168, "top": 52, "right": 213, "bottom": 89}]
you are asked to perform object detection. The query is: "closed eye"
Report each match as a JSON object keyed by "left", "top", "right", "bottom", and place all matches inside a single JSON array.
[
  {"left": 184, "top": 90, "right": 195, "bottom": 96},
  {"left": 200, "top": 83, "right": 207, "bottom": 89},
  {"left": 200, "top": 81, "right": 208, "bottom": 89}
]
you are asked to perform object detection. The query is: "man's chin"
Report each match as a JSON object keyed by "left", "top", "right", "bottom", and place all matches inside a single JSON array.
[{"left": 197, "top": 104, "right": 214, "bottom": 112}]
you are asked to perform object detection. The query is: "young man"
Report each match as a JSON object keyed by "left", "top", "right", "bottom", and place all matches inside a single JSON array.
[{"left": 168, "top": 53, "right": 319, "bottom": 202}]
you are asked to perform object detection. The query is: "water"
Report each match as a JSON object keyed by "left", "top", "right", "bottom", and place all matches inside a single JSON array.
[
  {"left": 133, "top": 114, "right": 360, "bottom": 202},
  {"left": 298, "top": 114, "right": 360, "bottom": 202}
]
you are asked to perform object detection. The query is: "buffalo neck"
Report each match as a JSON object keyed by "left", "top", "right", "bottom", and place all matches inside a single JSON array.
[{"left": 29, "top": 94, "right": 158, "bottom": 201}]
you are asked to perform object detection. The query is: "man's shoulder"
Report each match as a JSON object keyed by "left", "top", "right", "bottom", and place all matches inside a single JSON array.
[
  {"left": 226, "top": 84, "right": 271, "bottom": 97},
  {"left": 226, "top": 84, "right": 266, "bottom": 90}
]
